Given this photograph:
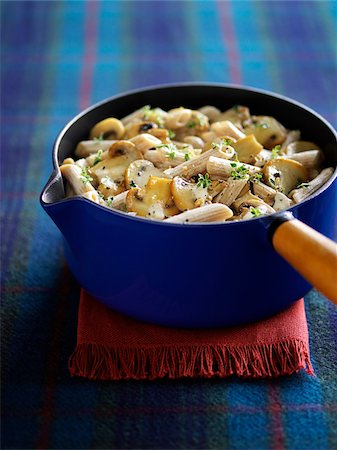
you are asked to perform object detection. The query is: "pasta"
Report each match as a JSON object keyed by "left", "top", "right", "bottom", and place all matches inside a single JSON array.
[{"left": 60, "top": 104, "right": 334, "bottom": 223}]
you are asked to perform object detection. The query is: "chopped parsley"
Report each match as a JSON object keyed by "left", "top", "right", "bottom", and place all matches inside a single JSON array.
[
  {"left": 167, "top": 150, "right": 176, "bottom": 160},
  {"left": 184, "top": 152, "right": 191, "bottom": 161},
  {"left": 143, "top": 105, "right": 164, "bottom": 128},
  {"left": 93, "top": 149, "right": 103, "bottom": 165},
  {"left": 250, "top": 172, "right": 263, "bottom": 183},
  {"left": 230, "top": 162, "right": 249, "bottom": 180},
  {"left": 255, "top": 122, "right": 269, "bottom": 129},
  {"left": 271, "top": 144, "right": 281, "bottom": 159},
  {"left": 197, "top": 173, "right": 212, "bottom": 189},
  {"left": 212, "top": 138, "right": 233, "bottom": 150},
  {"left": 105, "top": 196, "right": 114, "bottom": 207},
  {"left": 80, "top": 167, "right": 93, "bottom": 185},
  {"left": 168, "top": 130, "right": 176, "bottom": 139},
  {"left": 130, "top": 180, "right": 137, "bottom": 188},
  {"left": 250, "top": 207, "right": 262, "bottom": 218},
  {"left": 187, "top": 120, "right": 197, "bottom": 128}
]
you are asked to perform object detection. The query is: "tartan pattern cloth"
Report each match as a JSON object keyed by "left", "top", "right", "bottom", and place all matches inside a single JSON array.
[{"left": 1, "top": 0, "right": 336, "bottom": 449}]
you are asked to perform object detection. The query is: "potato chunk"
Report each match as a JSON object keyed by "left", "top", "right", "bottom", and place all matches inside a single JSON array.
[
  {"left": 126, "top": 176, "right": 179, "bottom": 219},
  {"left": 244, "top": 116, "right": 287, "bottom": 149},
  {"left": 171, "top": 177, "right": 209, "bottom": 211}
]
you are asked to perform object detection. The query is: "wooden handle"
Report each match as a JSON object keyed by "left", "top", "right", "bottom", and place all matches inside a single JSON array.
[{"left": 272, "top": 218, "right": 337, "bottom": 304}]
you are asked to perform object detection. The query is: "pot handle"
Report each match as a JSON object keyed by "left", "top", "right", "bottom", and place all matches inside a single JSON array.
[{"left": 269, "top": 213, "right": 337, "bottom": 304}]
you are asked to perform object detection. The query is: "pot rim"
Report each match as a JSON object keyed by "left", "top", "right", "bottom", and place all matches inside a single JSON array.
[{"left": 41, "top": 82, "right": 337, "bottom": 228}]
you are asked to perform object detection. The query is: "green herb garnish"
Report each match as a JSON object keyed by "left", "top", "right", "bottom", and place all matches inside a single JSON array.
[
  {"left": 230, "top": 163, "right": 249, "bottom": 180},
  {"left": 271, "top": 145, "right": 281, "bottom": 159},
  {"left": 187, "top": 120, "right": 197, "bottom": 128},
  {"left": 250, "top": 207, "right": 262, "bottom": 218},
  {"left": 197, "top": 173, "right": 212, "bottom": 189},
  {"left": 93, "top": 149, "right": 103, "bottom": 166},
  {"left": 250, "top": 172, "right": 263, "bottom": 183},
  {"left": 106, "top": 196, "right": 114, "bottom": 207},
  {"left": 168, "top": 130, "right": 176, "bottom": 139},
  {"left": 80, "top": 167, "right": 93, "bottom": 185},
  {"left": 130, "top": 180, "right": 137, "bottom": 188},
  {"left": 167, "top": 150, "right": 176, "bottom": 160},
  {"left": 184, "top": 152, "right": 191, "bottom": 161},
  {"left": 255, "top": 122, "right": 269, "bottom": 129}
]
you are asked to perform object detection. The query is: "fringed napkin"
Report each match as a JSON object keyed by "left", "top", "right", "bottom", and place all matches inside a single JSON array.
[{"left": 69, "top": 291, "right": 313, "bottom": 380}]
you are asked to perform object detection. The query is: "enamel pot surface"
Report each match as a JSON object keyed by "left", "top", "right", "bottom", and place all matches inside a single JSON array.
[{"left": 41, "top": 84, "right": 337, "bottom": 328}]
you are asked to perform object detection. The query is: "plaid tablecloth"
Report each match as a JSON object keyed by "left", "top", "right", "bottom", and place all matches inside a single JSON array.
[{"left": 1, "top": 1, "right": 337, "bottom": 449}]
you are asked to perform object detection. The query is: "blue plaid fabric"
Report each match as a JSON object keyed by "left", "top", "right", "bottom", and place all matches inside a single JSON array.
[{"left": 1, "top": 1, "right": 337, "bottom": 449}]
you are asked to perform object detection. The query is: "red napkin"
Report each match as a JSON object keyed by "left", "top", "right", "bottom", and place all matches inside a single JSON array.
[{"left": 69, "top": 291, "right": 314, "bottom": 380}]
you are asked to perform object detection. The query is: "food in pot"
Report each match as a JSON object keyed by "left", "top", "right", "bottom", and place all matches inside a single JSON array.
[{"left": 60, "top": 104, "right": 334, "bottom": 223}]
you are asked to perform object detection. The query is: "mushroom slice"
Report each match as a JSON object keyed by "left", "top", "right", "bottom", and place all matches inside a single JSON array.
[
  {"left": 165, "top": 203, "right": 233, "bottom": 223},
  {"left": 233, "top": 134, "right": 263, "bottom": 164},
  {"left": 124, "top": 121, "right": 158, "bottom": 138},
  {"left": 89, "top": 118, "right": 125, "bottom": 140},
  {"left": 217, "top": 105, "right": 251, "bottom": 128},
  {"left": 171, "top": 177, "right": 210, "bottom": 211},
  {"left": 126, "top": 176, "right": 179, "bottom": 219},
  {"left": 243, "top": 116, "right": 287, "bottom": 149},
  {"left": 90, "top": 141, "right": 142, "bottom": 194},
  {"left": 232, "top": 191, "right": 275, "bottom": 213},
  {"left": 198, "top": 106, "right": 221, "bottom": 123},
  {"left": 272, "top": 191, "right": 292, "bottom": 211},
  {"left": 286, "top": 140, "right": 321, "bottom": 155},
  {"left": 125, "top": 160, "right": 167, "bottom": 189},
  {"left": 263, "top": 158, "right": 309, "bottom": 195},
  {"left": 239, "top": 204, "right": 276, "bottom": 221}
]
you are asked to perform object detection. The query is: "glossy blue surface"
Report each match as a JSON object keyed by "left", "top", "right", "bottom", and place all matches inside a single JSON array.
[{"left": 41, "top": 84, "right": 337, "bottom": 328}]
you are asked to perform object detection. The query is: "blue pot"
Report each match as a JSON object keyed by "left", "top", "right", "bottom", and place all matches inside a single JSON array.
[{"left": 40, "top": 84, "right": 337, "bottom": 328}]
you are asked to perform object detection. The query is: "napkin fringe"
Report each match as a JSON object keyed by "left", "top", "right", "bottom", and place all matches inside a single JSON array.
[{"left": 68, "top": 339, "right": 313, "bottom": 380}]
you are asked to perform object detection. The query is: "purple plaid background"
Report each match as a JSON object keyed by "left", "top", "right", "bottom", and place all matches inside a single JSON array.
[{"left": 1, "top": 1, "right": 337, "bottom": 449}]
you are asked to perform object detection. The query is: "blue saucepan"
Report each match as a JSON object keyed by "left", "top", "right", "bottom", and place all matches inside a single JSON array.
[{"left": 40, "top": 84, "right": 337, "bottom": 328}]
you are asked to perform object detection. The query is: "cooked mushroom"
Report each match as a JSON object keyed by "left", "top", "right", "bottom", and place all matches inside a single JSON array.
[
  {"left": 125, "top": 160, "right": 167, "bottom": 189},
  {"left": 89, "top": 118, "right": 125, "bottom": 140},
  {"left": 272, "top": 191, "right": 292, "bottom": 211},
  {"left": 198, "top": 106, "right": 221, "bottom": 123},
  {"left": 126, "top": 176, "right": 179, "bottom": 219},
  {"left": 216, "top": 105, "right": 251, "bottom": 128},
  {"left": 254, "top": 149, "right": 272, "bottom": 167},
  {"left": 171, "top": 177, "right": 210, "bottom": 211},
  {"left": 263, "top": 157, "right": 309, "bottom": 195},
  {"left": 232, "top": 191, "right": 276, "bottom": 214},
  {"left": 124, "top": 121, "right": 158, "bottom": 139},
  {"left": 90, "top": 141, "right": 142, "bottom": 195},
  {"left": 233, "top": 134, "right": 263, "bottom": 164},
  {"left": 243, "top": 116, "right": 287, "bottom": 149}
]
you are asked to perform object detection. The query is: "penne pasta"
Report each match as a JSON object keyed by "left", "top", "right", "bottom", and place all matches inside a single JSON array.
[
  {"left": 165, "top": 203, "right": 233, "bottom": 223},
  {"left": 61, "top": 104, "right": 334, "bottom": 224}
]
